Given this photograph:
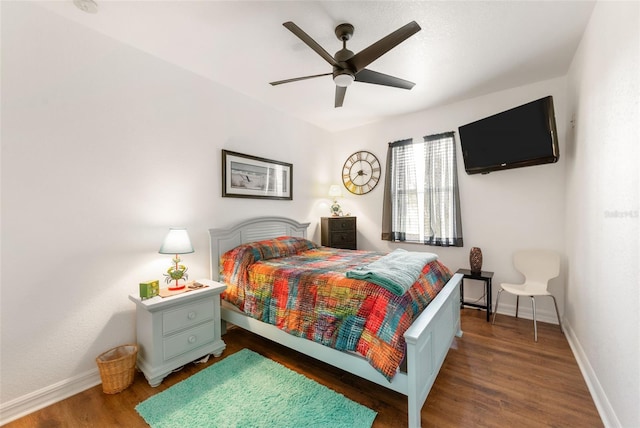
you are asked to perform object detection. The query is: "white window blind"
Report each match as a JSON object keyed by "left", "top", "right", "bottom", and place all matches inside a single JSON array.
[{"left": 382, "top": 132, "right": 463, "bottom": 247}]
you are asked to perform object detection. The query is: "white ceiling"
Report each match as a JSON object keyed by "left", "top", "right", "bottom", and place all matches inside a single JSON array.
[{"left": 37, "top": 0, "right": 595, "bottom": 132}]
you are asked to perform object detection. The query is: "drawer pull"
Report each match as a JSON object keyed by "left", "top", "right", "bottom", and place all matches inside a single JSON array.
[
  {"left": 188, "top": 311, "right": 196, "bottom": 320},
  {"left": 188, "top": 335, "right": 197, "bottom": 344}
]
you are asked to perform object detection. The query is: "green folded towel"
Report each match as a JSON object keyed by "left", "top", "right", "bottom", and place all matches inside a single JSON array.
[{"left": 346, "top": 249, "right": 437, "bottom": 296}]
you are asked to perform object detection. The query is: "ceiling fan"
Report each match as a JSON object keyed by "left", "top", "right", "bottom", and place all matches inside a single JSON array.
[{"left": 270, "top": 21, "right": 421, "bottom": 108}]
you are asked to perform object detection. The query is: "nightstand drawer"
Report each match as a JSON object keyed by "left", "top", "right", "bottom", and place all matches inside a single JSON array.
[
  {"left": 163, "top": 300, "right": 215, "bottom": 335},
  {"left": 331, "top": 218, "right": 355, "bottom": 231},
  {"left": 331, "top": 231, "right": 356, "bottom": 247},
  {"left": 163, "top": 320, "right": 216, "bottom": 361}
]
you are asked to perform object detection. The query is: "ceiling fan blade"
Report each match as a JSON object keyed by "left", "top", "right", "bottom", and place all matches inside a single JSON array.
[
  {"left": 335, "top": 86, "right": 347, "bottom": 108},
  {"left": 355, "top": 69, "right": 415, "bottom": 89},
  {"left": 347, "top": 21, "right": 421, "bottom": 73},
  {"left": 270, "top": 72, "right": 332, "bottom": 86},
  {"left": 283, "top": 22, "right": 339, "bottom": 67}
]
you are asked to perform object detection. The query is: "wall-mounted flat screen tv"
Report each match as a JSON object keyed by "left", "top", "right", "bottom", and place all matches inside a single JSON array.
[{"left": 458, "top": 96, "right": 559, "bottom": 175}]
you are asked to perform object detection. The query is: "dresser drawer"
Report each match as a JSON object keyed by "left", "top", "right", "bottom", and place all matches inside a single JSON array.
[
  {"left": 330, "top": 218, "right": 355, "bottom": 231},
  {"left": 163, "top": 320, "right": 216, "bottom": 361},
  {"left": 163, "top": 299, "right": 214, "bottom": 335},
  {"left": 331, "top": 231, "right": 356, "bottom": 247}
]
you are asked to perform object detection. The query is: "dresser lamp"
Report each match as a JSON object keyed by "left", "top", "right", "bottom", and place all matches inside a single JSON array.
[
  {"left": 159, "top": 228, "right": 194, "bottom": 290},
  {"left": 328, "top": 184, "right": 343, "bottom": 216}
]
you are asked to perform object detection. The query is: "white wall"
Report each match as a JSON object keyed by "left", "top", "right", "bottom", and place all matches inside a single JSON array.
[
  {"left": 0, "top": 2, "right": 331, "bottom": 419},
  {"left": 565, "top": 2, "right": 639, "bottom": 427},
  {"left": 330, "top": 77, "right": 569, "bottom": 323}
]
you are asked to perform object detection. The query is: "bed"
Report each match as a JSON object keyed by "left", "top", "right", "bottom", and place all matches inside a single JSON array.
[{"left": 209, "top": 216, "right": 462, "bottom": 428}]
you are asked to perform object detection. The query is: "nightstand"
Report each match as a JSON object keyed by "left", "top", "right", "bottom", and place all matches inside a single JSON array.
[
  {"left": 129, "top": 279, "right": 226, "bottom": 387},
  {"left": 321, "top": 216, "right": 357, "bottom": 249},
  {"left": 456, "top": 269, "right": 494, "bottom": 322}
]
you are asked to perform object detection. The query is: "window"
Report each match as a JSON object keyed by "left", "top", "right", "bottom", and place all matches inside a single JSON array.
[{"left": 381, "top": 132, "right": 463, "bottom": 247}]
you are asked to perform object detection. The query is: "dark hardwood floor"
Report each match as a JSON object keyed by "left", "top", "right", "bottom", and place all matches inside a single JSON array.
[{"left": 5, "top": 309, "right": 602, "bottom": 427}]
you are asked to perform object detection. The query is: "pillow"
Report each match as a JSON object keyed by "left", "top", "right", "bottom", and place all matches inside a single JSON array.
[{"left": 220, "top": 236, "right": 318, "bottom": 285}]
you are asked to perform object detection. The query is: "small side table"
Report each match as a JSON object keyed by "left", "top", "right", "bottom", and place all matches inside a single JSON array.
[
  {"left": 321, "top": 216, "right": 357, "bottom": 250},
  {"left": 456, "top": 269, "right": 494, "bottom": 322},
  {"left": 129, "top": 279, "right": 226, "bottom": 386}
]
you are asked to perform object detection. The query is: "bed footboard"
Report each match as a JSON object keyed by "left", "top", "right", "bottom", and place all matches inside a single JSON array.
[{"left": 404, "top": 272, "right": 462, "bottom": 428}]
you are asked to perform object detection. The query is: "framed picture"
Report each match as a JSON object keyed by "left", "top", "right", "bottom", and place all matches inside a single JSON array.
[{"left": 222, "top": 150, "right": 293, "bottom": 200}]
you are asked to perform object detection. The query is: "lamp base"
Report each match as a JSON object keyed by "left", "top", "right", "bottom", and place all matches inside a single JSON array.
[
  {"left": 330, "top": 200, "right": 343, "bottom": 217},
  {"left": 168, "top": 284, "right": 186, "bottom": 291}
]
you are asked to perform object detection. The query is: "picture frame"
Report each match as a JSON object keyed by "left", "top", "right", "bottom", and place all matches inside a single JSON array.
[{"left": 222, "top": 150, "right": 293, "bottom": 200}]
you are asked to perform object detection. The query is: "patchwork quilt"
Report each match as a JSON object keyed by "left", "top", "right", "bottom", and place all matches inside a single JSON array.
[{"left": 219, "top": 236, "right": 452, "bottom": 380}]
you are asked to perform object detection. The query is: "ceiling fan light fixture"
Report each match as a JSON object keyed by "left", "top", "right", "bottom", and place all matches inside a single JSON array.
[{"left": 334, "top": 73, "right": 355, "bottom": 87}]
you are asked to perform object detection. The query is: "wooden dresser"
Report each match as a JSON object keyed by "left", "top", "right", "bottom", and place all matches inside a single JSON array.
[{"left": 321, "top": 216, "right": 357, "bottom": 250}]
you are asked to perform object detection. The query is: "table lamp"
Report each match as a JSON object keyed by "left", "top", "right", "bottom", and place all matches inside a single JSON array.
[
  {"left": 328, "top": 185, "right": 343, "bottom": 216},
  {"left": 159, "top": 228, "right": 194, "bottom": 290}
]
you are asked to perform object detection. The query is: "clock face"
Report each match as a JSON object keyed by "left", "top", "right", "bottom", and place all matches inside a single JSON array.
[{"left": 342, "top": 151, "right": 381, "bottom": 195}]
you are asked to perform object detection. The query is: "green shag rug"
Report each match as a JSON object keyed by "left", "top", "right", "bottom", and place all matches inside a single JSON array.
[{"left": 135, "top": 348, "right": 377, "bottom": 428}]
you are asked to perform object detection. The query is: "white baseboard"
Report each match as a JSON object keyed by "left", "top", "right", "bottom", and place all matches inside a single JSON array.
[
  {"left": 562, "top": 320, "right": 620, "bottom": 428},
  {"left": 0, "top": 368, "right": 101, "bottom": 425}
]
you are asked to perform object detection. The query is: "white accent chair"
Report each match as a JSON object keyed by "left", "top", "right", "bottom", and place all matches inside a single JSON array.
[{"left": 492, "top": 250, "right": 562, "bottom": 341}]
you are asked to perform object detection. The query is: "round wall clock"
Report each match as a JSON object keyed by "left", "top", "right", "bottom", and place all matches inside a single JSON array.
[{"left": 342, "top": 151, "right": 381, "bottom": 195}]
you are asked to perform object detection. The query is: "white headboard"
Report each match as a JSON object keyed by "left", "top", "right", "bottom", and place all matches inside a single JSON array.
[{"left": 208, "top": 216, "right": 310, "bottom": 281}]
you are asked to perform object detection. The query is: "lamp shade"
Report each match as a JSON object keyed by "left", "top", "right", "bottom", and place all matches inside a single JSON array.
[
  {"left": 159, "top": 228, "right": 194, "bottom": 254},
  {"left": 328, "top": 185, "right": 343, "bottom": 198}
]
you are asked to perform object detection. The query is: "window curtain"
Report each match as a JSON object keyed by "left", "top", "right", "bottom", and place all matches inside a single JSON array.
[{"left": 382, "top": 132, "right": 463, "bottom": 247}]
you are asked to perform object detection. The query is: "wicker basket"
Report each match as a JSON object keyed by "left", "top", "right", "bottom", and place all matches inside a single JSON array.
[{"left": 96, "top": 344, "right": 138, "bottom": 394}]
